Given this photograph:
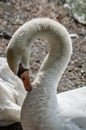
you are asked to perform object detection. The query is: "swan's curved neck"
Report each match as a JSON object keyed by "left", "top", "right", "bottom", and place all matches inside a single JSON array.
[{"left": 7, "top": 18, "right": 72, "bottom": 92}]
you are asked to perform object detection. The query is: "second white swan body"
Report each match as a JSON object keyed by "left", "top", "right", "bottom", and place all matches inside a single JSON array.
[
  {"left": 0, "top": 57, "right": 26, "bottom": 126},
  {"left": 7, "top": 18, "right": 86, "bottom": 130}
]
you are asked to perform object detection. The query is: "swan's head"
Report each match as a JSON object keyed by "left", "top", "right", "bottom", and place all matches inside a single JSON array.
[{"left": 6, "top": 45, "right": 32, "bottom": 92}]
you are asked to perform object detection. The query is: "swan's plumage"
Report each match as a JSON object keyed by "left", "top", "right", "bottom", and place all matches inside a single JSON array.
[
  {"left": 58, "top": 87, "right": 86, "bottom": 129},
  {"left": 0, "top": 57, "right": 26, "bottom": 126},
  {"left": 6, "top": 18, "right": 86, "bottom": 130}
]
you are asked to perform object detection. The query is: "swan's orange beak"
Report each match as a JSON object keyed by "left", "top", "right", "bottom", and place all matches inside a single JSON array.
[
  {"left": 17, "top": 63, "right": 32, "bottom": 91},
  {"left": 20, "top": 70, "right": 32, "bottom": 91}
]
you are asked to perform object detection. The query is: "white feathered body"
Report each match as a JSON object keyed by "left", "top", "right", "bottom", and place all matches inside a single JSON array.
[
  {"left": 0, "top": 57, "right": 26, "bottom": 126},
  {"left": 21, "top": 83, "right": 86, "bottom": 130}
]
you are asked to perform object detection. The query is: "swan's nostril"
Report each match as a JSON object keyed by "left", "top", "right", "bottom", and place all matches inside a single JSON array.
[{"left": 26, "top": 87, "right": 32, "bottom": 92}]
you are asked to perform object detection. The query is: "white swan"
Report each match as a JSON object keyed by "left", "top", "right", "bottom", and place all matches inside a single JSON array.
[
  {"left": 6, "top": 18, "right": 86, "bottom": 130},
  {"left": 0, "top": 57, "right": 27, "bottom": 126}
]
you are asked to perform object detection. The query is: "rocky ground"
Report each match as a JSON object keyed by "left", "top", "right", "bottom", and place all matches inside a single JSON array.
[{"left": 0, "top": 0, "right": 86, "bottom": 129}]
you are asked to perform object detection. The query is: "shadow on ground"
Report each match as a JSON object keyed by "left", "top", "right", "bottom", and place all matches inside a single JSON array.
[{"left": 0, "top": 123, "right": 23, "bottom": 130}]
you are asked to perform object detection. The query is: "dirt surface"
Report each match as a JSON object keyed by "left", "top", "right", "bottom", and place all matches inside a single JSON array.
[{"left": 0, "top": 0, "right": 86, "bottom": 129}]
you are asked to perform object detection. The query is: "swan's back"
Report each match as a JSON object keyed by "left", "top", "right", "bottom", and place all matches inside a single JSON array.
[{"left": 58, "top": 87, "right": 86, "bottom": 129}]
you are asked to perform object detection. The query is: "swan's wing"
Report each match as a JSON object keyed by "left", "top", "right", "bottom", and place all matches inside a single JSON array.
[
  {"left": 0, "top": 57, "right": 26, "bottom": 106},
  {"left": 0, "top": 57, "right": 26, "bottom": 125},
  {"left": 0, "top": 57, "right": 21, "bottom": 86},
  {"left": 0, "top": 79, "right": 21, "bottom": 126},
  {"left": 58, "top": 87, "right": 86, "bottom": 129}
]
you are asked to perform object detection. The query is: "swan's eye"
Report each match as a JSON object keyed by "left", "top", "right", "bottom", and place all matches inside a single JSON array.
[{"left": 22, "top": 77, "right": 25, "bottom": 81}]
